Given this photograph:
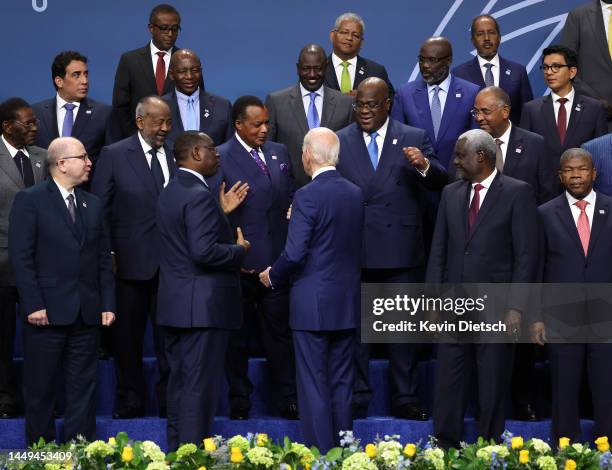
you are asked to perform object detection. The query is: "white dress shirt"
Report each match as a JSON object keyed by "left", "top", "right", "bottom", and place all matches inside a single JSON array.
[
  {"left": 331, "top": 53, "right": 357, "bottom": 89},
  {"left": 53, "top": 178, "right": 77, "bottom": 210},
  {"left": 236, "top": 132, "right": 266, "bottom": 164},
  {"left": 56, "top": 93, "right": 80, "bottom": 136},
  {"left": 137, "top": 131, "right": 170, "bottom": 187},
  {"left": 477, "top": 53, "right": 501, "bottom": 87},
  {"left": 551, "top": 87, "right": 575, "bottom": 128},
  {"left": 300, "top": 83, "right": 324, "bottom": 121},
  {"left": 361, "top": 118, "right": 389, "bottom": 164},
  {"left": 312, "top": 166, "right": 336, "bottom": 180},
  {"left": 469, "top": 168, "right": 498, "bottom": 210},
  {"left": 179, "top": 167, "right": 208, "bottom": 187},
  {"left": 566, "top": 189, "right": 596, "bottom": 230},
  {"left": 427, "top": 73, "right": 452, "bottom": 114},
  {"left": 150, "top": 41, "right": 171, "bottom": 78},
  {"left": 1, "top": 134, "right": 29, "bottom": 158},
  {"left": 495, "top": 122, "right": 513, "bottom": 164}
]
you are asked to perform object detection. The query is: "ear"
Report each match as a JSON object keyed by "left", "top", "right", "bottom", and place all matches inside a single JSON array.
[
  {"left": 329, "top": 30, "right": 335, "bottom": 43},
  {"left": 569, "top": 67, "right": 578, "bottom": 80},
  {"left": 168, "top": 67, "right": 175, "bottom": 81},
  {"left": 135, "top": 115, "right": 144, "bottom": 131},
  {"left": 54, "top": 76, "right": 63, "bottom": 90}
]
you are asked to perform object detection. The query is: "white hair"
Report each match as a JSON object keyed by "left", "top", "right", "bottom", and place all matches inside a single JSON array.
[
  {"left": 333, "top": 12, "right": 365, "bottom": 33},
  {"left": 302, "top": 127, "right": 339, "bottom": 166},
  {"left": 457, "top": 129, "right": 496, "bottom": 165}
]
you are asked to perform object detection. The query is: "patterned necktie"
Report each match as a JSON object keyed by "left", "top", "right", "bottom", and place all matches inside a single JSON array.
[
  {"left": 13, "top": 150, "right": 35, "bottom": 187},
  {"left": 340, "top": 61, "right": 351, "bottom": 93},
  {"left": 249, "top": 148, "right": 270, "bottom": 178},
  {"left": 306, "top": 92, "right": 320, "bottom": 129},
  {"left": 149, "top": 148, "right": 165, "bottom": 193},
  {"left": 494, "top": 138, "right": 504, "bottom": 172},
  {"left": 66, "top": 194, "right": 76, "bottom": 223},
  {"left": 431, "top": 86, "right": 442, "bottom": 140},
  {"left": 367, "top": 132, "right": 379, "bottom": 170},
  {"left": 557, "top": 97, "right": 568, "bottom": 145},
  {"left": 575, "top": 199, "right": 590, "bottom": 256},
  {"left": 185, "top": 96, "right": 197, "bottom": 130},
  {"left": 608, "top": 5, "right": 612, "bottom": 58},
  {"left": 484, "top": 63, "right": 494, "bottom": 87},
  {"left": 62, "top": 103, "right": 76, "bottom": 137},
  {"left": 468, "top": 183, "right": 484, "bottom": 231},
  {"left": 155, "top": 51, "right": 166, "bottom": 95}
]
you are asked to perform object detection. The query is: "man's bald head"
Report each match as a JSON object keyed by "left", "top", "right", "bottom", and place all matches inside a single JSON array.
[
  {"left": 297, "top": 44, "right": 327, "bottom": 92},
  {"left": 298, "top": 44, "right": 326, "bottom": 63},
  {"left": 418, "top": 36, "right": 453, "bottom": 85},
  {"left": 355, "top": 77, "right": 391, "bottom": 132},
  {"left": 169, "top": 48, "right": 202, "bottom": 96}
]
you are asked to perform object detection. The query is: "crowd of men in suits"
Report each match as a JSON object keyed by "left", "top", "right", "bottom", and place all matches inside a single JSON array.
[{"left": 1, "top": 0, "right": 612, "bottom": 453}]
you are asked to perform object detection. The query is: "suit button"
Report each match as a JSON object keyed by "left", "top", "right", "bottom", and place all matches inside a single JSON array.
[
  {"left": 385, "top": 203, "right": 390, "bottom": 207},
  {"left": 464, "top": 251, "right": 470, "bottom": 255},
  {"left": 364, "top": 202, "right": 368, "bottom": 207},
  {"left": 387, "top": 224, "right": 391, "bottom": 228}
]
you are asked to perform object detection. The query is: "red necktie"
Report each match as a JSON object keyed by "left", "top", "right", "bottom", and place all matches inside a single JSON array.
[
  {"left": 155, "top": 51, "right": 166, "bottom": 96},
  {"left": 468, "top": 183, "right": 484, "bottom": 231},
  {"left": 575, "top": 199, "right": 590, "bottom": 256},
  {"left": 557, "top": 98, "right": 568, "bottom": 145}
]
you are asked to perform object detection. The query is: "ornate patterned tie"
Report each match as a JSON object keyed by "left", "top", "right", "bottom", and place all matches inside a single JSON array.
[
  {"left": 62, "top": 103, "right": 75, "bottom": 137},
  {"left": 557, "top": 97, "right": 568, "bottom": 145},
  {"left": 340, "top": 61, "right": 351, "bottom": 93},
  {"left": 494, "top": 138, "right": 504, "bottom": 172},
  {"left": 367, "top": 132, "right": 379, "bottom": 170},
  {"left": 484, "top": 63, "right": 494, "bottom": 87},
  {"left": 306, "top": 92, "right": 320, "bottom": 129},
  {"left": 155, "top": 51, "right": 166, "bottom": 95},
  {"left": 249, "top": 149, "right": 270, "bottom": 178},
  {"left": 431, "top": 86, "right": 442, "bottom": 140},
  {"left": 575, "top": 199, "right": 590, "bottom": 256},
  {"left": 468, "top": 183, "right": 484, "bottom": 231}
]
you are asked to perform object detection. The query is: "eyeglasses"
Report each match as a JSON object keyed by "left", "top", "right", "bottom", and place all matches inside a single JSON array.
[
  {"left": 13, "top": 118, "right": 40, "bottom": 129},
  {"left": 59, "top": 153, "right": 90, "bottom": 163},
  {"left": 470, "top": 106, "right": 504, "bottom": 117},
  {"left": 334, "top": 29, "right": 362, "bottom": 40},
  {"left": 417, "top": 55, "right": 450, "bottom": 65},
  {"left": 539, "top": 64, "right": 570, "bottom": 73},
  {"left": 352, "top": 100, "right": 388, "bottom": 112},
  {"left": 150, "top": 23, "right": 181, "bottom": 34}
]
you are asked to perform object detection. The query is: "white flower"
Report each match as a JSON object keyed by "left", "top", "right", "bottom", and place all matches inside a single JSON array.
[
  {"left": 377, "top": 440, "right": 403, "bottom": 467},
  {"left": 531, "top": 439, "right": 552, "bottom": 454},
  {"left": 342, "top": 452, "right": 377, "bottom": 470},
  {"left": 246, "top": 447, "right": 275, "bottom": 468},
  {"left": 142, "top": 440, "right": 165, "bottom": 462}
]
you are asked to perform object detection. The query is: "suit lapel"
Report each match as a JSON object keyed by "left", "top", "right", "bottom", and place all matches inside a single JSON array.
[
  {"left": 325, "top": 56, "right": 340, "bottom": 89},
  {"left": 40, "top": 98, "right": 60, "bottom": 141},
  {"left": 199, "top": 90, "right": 213, "bottom": 131},
  {"left": 564, "top": 94, "right": 585, "bottom": 147},
  {"left": 26, "top": 146, "right": 47, "bottom": 183},
  {"left": 230, "top": 138, "right": 272, "bottom": 194},
  {"left": 289, "top": 86, "right": 310, "bottom": 135},
  {"left": 0, "top": 141, "right": 25, "bottom": 189},
  {"left": 47, "top": 179, "right": 80, "bottom": 240},
  {"left": 437, "top": 77, "right": 461, "bottom": 143},
  {"left": 461, "top": 182, "right": 471, "bottom": 240},
  {"left": 370, "top": 121, "right": 398, "bottom": 189},
  {"left": 541, "top": 96, "right": 560, "bottom": 146},
  {"left": 503, "top": 126, "right": 521, "bottom": 175},
  {"left": 467, "top": 173, "right": 502, "bottom": 241},
  {"left": 72, "top": 98, "right": 93, "bottom": 138},
  {"left": 414, "top": 81, "right": 435, "bottom": 142},
  {"left": 498, "top": 57, "right": 513, "bottom": 90},
  {"left": 556, "top": 196, "right": 585, "bottom": 257},
  {"left": 354, "top": 56, "right": 367, "bottom": 89},
  {"left": 169, "top": 91, "right": 184, "bottom": 133},
  {"left": 320, "top": 86, "right": 336, "bottom": 128},
  {"left": 163, "top": 144, "right": 177, "bottom": 178},
  {"left": 348, "top": 124, "right": 376, "bottom": 192},
  {"left": 587, "top": 194, "right": 607, "bottom": 258},
  {"left": 138, "top": 45, "right": 158, "bottom": 93},
  {"left": 468, "top": 58, "right": 486, "bottom": 87},
  {"left": 125, "top": 135, "right": 158, "bottom": 195}
]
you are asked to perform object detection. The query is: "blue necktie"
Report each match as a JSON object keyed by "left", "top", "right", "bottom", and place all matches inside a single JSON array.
[
  {"left": 431, "top": 86, "right": 442, "bottom": 140},
  {"left": 185, "top": 96, "right": 197, "bottom": 130},
  {"left": 306, "top": 92, "right": 320, "bottom": 129},
  {"left": 484, "top": 63, "right": 494, "bottom": 87},
  {"left": 367, "top": 132, "right": 379, "bottom": 169},
  {"left": 62, "top": 103, "right": 75, "bottom": 137}
]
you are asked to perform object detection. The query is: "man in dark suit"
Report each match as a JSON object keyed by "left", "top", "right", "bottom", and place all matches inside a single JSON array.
[
  {"left": 32, "top": 51, "right": 115, "bottom": 172},
  {"left": 211, "top": 96, "right": 297, "bottom": 420},
  {"left": 162, "top": 49, "right": 232, "bottom": 148},
  {"left": 337, "top": 78, "right": 448, "bottom": 420},
  {"left": 392, "top": 36, "right": 480, "bottom": 170},
  {"left": 9, "top": 136, "right": 115, "bottom": 445},
  {"left": 0, "top": 98, "right": 48, "bottom": 419},
  {"left": 582, "top": 133, "right": 612, "bottom": 195},
  {"left": 91, "top": 96, "right": 176, "bottom": 418},
  {"left": 519, "top": 45, "right": 608, "bottom": 194},
  {"left": 561, "top": 0, "right": 612, "bottom": 131},
  {"left": 532, "top": 147, "right": 612, "bottom": 444},
  {"left": 112, "top": 4, "right": 181, "bottom": 139},
  {"left": 325, "top": 12, "right": 393, "bottom": 99},
  {"left": 266, "top": 44, "right": 354, "bottom": 187},
  {"left": 157, "top": 131, "right": 249, "bottom": 451},
  {"left": 453, "top": 15, "right": 533, "bottom": 124},
  {"left": 426, "top": 129, "right": 540, "bottom": 448},
  {"left": 259, "top": 127, "right": 364, "bottom": 452}
]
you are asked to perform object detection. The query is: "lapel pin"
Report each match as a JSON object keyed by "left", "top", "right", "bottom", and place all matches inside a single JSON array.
[
  {"left": 505, "top": 69, "right": 511, "bottom": 76},
  {"left": 392, "top": 139, "right": 398, "bottom": 145},
  {"left": 35, "top": 161, "right": 41, "bottom": 168},
  {"left": 600, "top": 209, "right": 605, "bottom": 214},
  {"left": 204, "top": 109, "right": 210, "bottom": 118},
  {"left": 456, "top": 93, "right": 462, "bottom": 98},
  {"left": 271, "top": 155, "right": 278, "bottom": 160},
  {"left": 575, "top": 104, "right": 581, "bottom": 112},
  {"left": 515, "top": 148, "right": 522, "bottom": 154},
  {"left": 85, "top": 109, "right": 92, "bottom": 114},
  {"left": 358, "top": 67, "right": 365, "bottom": 75},
  {"left": 82, "top": 201, "right": 87, "bottom": 208}
]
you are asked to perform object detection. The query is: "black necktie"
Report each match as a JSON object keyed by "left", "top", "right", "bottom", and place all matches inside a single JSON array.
[
  {"left": 149, "top": 148, "right": 165, "bottom": 193},
  {"left": 14, "top": 150, "right": 35, "bottom": 187}
]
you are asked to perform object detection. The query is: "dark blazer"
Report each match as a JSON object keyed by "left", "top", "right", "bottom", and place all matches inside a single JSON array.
[
  {"left": 324, "top": 54, "right": 394, "bottom": 99},
  {"left": 91, "top": 133, "right": 177, "bottom": 280},
  {"left": 391, "top": 75, "right": 480, "bottom": 169},
  {"left": 162, "top": 88, "right": 233, "bottom": 147},
  {"left": 32, "top": 97, "right": 114, "bottom": 163},
  {"left": 156, "top": 169, "right": 244, "bottom": 329},
  {"left": 9, "top": 179, "right": 115, "bottom": 324},
  {"left": 582, "top": 133, "right": 612, "bottom": 196},
  {"left": 211, "top": 136, "right": 293, "bottom": 272},
  {"left": 336, "top": 119, "right": 447, "bottom": 269},
  {"left": 452, "top": 55, "right": 533, "bottom": 124},
  {"left": 270, "top": 169, "right": 363, "bottom": 331},
  {"left": 112, "top": 44, "right": 179, "bottom": 139},
  {"left": 266, "top": 84, "right": 354, "bottom": 187}
]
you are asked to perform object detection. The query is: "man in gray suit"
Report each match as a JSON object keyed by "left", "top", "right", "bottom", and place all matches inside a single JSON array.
[
  {"left": 0, "top": 98, "right": 48, "bottom": 418},
  {"left": 266, "top": 44, "right": 354, "bottom": 187},
  {"left": 561, "top": 0, "right": 612, "bottom": 130}
]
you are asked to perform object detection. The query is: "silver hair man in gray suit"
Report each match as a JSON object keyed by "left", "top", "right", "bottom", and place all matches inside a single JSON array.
[{"left": 0, "top": 97, "right": 48, "bottom": 418}]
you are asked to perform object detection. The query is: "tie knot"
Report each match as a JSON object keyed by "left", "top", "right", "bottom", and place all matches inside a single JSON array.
[
  {"left": 67, "top": 194, "right": 74, "bottom": 203},
  {"left": 575, "top": 199, "right": 588, "bottom": 211},
  {"left": 369, "top": 132, "right": 379, "bottom": 140},
  {"left": 64, "top": 103, "right": 75, "bottom": 111},
  {"left": 433, "top": 86, "right": 440, "bottom": 94},
  {"left": 149, "top": 148, "right": 157, "bottom": 157},
  {"left": 341, "top": 61, "right": 349, "bottom": 69},
  {"left": 484, "top": 63, "right": 493, "bottom": 70},
  {"left": 309, "top": 92, "right": 318, "bottom": 100},
  {"left": 250, "top": 148, "right": 259, "bottom": 158},
  {"left": 495, "top": 138, "right": 503, "bottom": 146},
  {"left": 156, "top": 51, "right": 166, "bottom": 59},
  {"left": 558, "top": 98, "right": 568, "bottom": 105},
  {"left": 473, "top": 183, "right": 484, "bottom": 193}
]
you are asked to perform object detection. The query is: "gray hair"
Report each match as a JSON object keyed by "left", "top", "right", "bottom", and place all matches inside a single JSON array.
[
  {"left": 458, "top": 129, "right": 497, "bottom": 165},
  {"left": 560, "top": 148, "right": 593, "bottom": 167},
  {"left": 135, "top": 95, "right": 166, "bottom": 120},
  {"left": 47, "top": 136, "right": 83, "bottom": 167},
  {"left": 302, "top": 127, "right": 340, "bottom": 166},
  {"left": 333, "top": 12, "right": 365, "bottom": 34}
]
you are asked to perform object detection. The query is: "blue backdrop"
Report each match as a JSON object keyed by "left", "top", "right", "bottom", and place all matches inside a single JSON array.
[{"left": 2, "top": 0, "right": 585, "bottom": 104}]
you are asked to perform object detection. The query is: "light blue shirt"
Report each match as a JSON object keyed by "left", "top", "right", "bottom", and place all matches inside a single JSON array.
[
  {"left": 427, "top": 73, "right": 452, "bottom": 114},
  {"left": 176, "top": 88, "right": 200, "bottom": 131}
]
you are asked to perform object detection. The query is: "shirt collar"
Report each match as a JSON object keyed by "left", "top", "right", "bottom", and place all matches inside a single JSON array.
[
  {"left": 312, "top": 166, "right": 336, "bottom": 180},
  {"left": 235, "top": 132, "right": 260, "bottom": 154},
  {"left": 56, "top": 93, "right": 80, "bottom": 111},
  {"left": 179, "top": 167, "right": 208, "bottom": 186},
  {"left": 331, "top": 53, "right": 358, "bottom": 69},
  {"left": 427, "top": 73, "right": 452, "bottom": 94},
  {"left": 477, "top": 53, "right": 500, "bottom": 70},
  {"left": 300, "top": 83, "right": 324, "bottom": 98},
  {"left": 362, "top": 117, "right": 389, "bottom": 140},
  {"left": 176, "top": 87, "right": 200, "bottom": 101},
  {"left": 551, "top": 86, "right": 575, "bottom": 103},
  {"left": 1, "top": 134, "right": 28, "bottom": 158},
  {"left": 497, "top": 121, "right": 512, "bottom": 144},
  {"left": 474, "top": 168, "right": 498, "bottom": 189},
  {"left": 566, "top": 188, "right": 596, "bottom": 207},
  {"left": 137, "top": 131, "right": 165, "bottom": 156},
  {"left": 53, "top": 177, "right": 76, "bottom": 200},
  {"left": 150, "top": 40, "right": 172, "bottom": 55}
]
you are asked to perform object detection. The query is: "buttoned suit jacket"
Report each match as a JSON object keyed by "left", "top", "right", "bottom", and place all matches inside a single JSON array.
[
  {"left": 452, "top": 55, "right": 533, "bottom": 124},
  {"left": 265, "top": 84, "right": 354, "bottom": 187},
  {"left": 324, "top": 54, "right": 395, "bottom": 100}
]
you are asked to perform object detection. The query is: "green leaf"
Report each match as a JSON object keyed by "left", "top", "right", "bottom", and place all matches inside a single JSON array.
[{"left": 326, "top": 447, "right": 343, "bottom": 462}]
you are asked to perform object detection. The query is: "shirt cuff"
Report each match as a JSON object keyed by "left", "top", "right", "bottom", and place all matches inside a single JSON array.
[{"left": 417, "top": 158, "right": 430, "bottom": 177}]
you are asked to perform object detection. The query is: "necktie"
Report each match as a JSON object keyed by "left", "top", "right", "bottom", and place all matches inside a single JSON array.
[
  {"left": 608, "top": 6, "right": 612, "bottom": 58},
  {"left": 340, "top": 61, "right": 351, "bottom": 93},
  {"left": 185, "top": 96, "right": 197, "bottom": 130},
  {"left": 13, "top": 151, "right": 35, "bottom": 187},
  {"left": 468, "top": 183, "right": 484, "bottom": 231},
  {"left": 62, "top": 103, "right": 76, "bottom": 137},
  {"left": 483, "top": 63, "right": 494, "bottom": 87},
  {"left": 367, "top": 132, "right": 379, "bottom": 170},
  {"left": 557, "top": 97, "right": 568, "bottom": 145},
  {"left": 306, "top": 92, "right": 320, "bottom": 129},
  {"left": 66, "top": 194, "right": 76, "bottom": 223},
  {"left": 155, "top": 51, "right": 166, "bottom": 96},
  {"left": 149, "top": 148, "right": 165, "bottom": 193},
  {"left": 249, "top": 148, "right": 270, "bottom": 178},
  {"left": 494, "top": 138, "right": 504, "bottom": 172},
  {"left": 575, "top": 199, "right": 590, "bottom": 256},
  {"left": 431, "top": 86, "right": 442, "bottom": 140}
]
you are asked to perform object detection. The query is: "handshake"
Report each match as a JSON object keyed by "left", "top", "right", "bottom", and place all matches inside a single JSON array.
[{"left": 235, "top": 227, "right": 273, "bottom": 288}]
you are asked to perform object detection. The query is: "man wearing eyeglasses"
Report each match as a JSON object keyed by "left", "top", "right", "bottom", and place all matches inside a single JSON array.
[
  {"left": 519, "top": 45, "right": 608, "bottom": 195},
  {"left": 9, "top": 136, "right": 115, "bottom": 445},
  {"left": 324, "top": 12, "right": 394, "bottom": 100},
  {"left": 0, "top": 98, "right": 47, "bottom": 420},
  {"left": 112, "top": 4, "right": 182, "bottom": 140}
]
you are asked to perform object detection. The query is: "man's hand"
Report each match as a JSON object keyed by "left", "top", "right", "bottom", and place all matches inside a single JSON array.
[
  {"left": 259, "top": 267, "right": 272, "bottom": 288},
  {"left": 402, "top": 147, "right": 429, "bottom": 172},
  {"left": 504, "top": 309, "right": 522, "bottom": 340},
  {"left": 102, "top": 312, "right": 115, "bottom": 326},
  {"left": 286, "top": 204, "right": 292, "bottom": 220},
  {"left": 236, "top": 227, "right": 251, "bottom": 252},
  {"left": 530, "top": 322, "right": 547, "bottom": 346},
  {"left": 28, "top": 309, "right": 49, "bottom": 327},
  {"left": 220, "top": 181, "right": 249, "bottom": 214}
]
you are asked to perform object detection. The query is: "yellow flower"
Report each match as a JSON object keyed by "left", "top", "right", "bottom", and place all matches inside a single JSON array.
[
  {"left": 559, "top": 437, "right": 570, "bottom": 449},
  {"left": 304, "top": 465, "right": 310, "bottom": 470},
  {"left": 404, "top": 444, "right": 417, "bottom": 458},
  {"left": 203, "top": 438, "right": 216, "bottom": 452},
  {"left": 230, "top": 447, "right": 244, "bottom": 464},
  {"left": 108, "top": 437, "right": 117, "bottom": 446},
  {"left": 197, "top": 467, "right": 207, "bottom": 470},
  {"left": 595, "top": 436, "right": 610, "bottom": 452},
  {"left": 519, "top": 450, "right": 529, "bottom": 464},
  {"left": 256, "top": 433, "right": 268, "bottom": 447},
  {"left": 121, "top": 446, "right": 133, "bottom": 462},
  {"left": 512, "top": 437, "right": 524, "bottom": 450},
  {"left": 365, "top": 443, "right": 377, "bottom": 458},
  {"left": 565, "top": 459, "right": 576, "bottom": 470}
]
